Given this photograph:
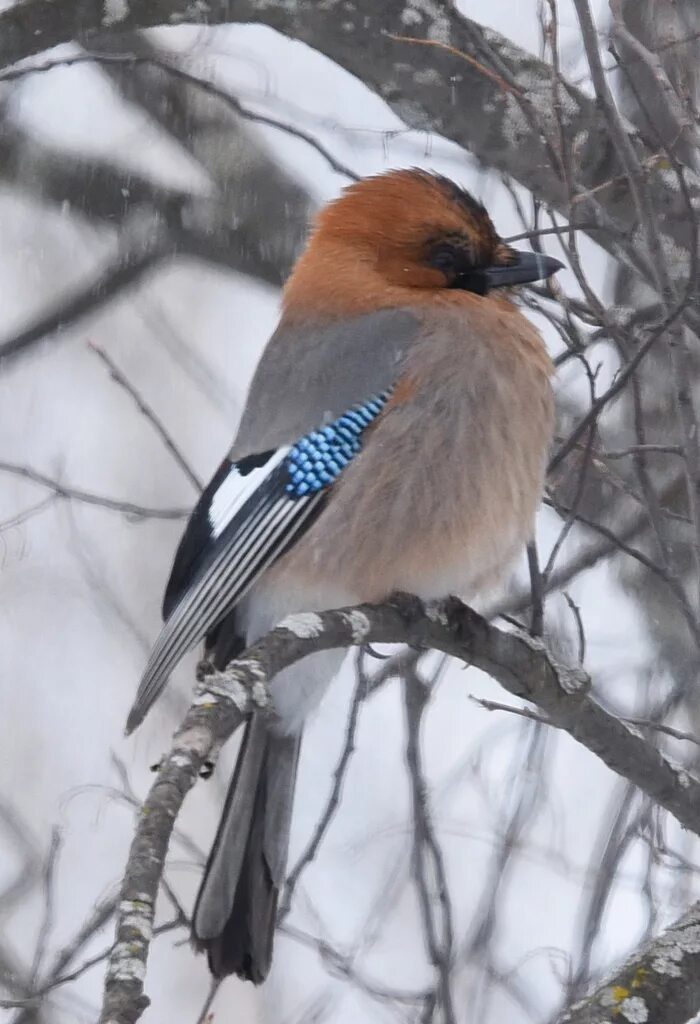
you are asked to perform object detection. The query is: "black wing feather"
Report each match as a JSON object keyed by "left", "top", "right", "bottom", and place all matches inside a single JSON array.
[
  {"left": 126, "top": 455, "right": 323, "bottom": 734},
  {"left": 163, "top": 452, "right": 275, "bottom": 619},
  {"left": 128, "top": 388, "right": 393, "bottom": 734}
]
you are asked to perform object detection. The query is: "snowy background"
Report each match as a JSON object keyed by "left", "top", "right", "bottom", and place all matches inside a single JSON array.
[{"left": 2, "top": 3, "right": 697, "bottom": 1022}]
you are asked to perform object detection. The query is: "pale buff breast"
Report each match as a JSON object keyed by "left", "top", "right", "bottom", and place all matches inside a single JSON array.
[{"left": 266, "top": 296, "right": 554, "bottom": 605}]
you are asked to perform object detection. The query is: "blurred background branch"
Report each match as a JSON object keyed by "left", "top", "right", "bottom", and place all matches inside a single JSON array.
[{"left": 2, "top": 2, "right": 700, "bottom": 1023}]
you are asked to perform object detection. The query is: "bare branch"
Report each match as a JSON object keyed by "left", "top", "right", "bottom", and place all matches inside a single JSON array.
[
  {"left": 27, "top": 828, "right": 61, "bottom": 987},
  {"left": 278, "top": 651, "right": 369, "bottom": 923},
  {"left": 100, "top": 594, "right": 700, "bottom": 1023},
  {"left": 278, "top": 921, "right": 431, "bottom": 1006},
  {"left": 621, "top": 716, "right": 700, "bottom": 747},
  {"left": 469, "top": 696, "right": 550, "bottom": 726},
  {"left": 279, "top": 646, "right": 419, "bottom": 927},
  {"left": 2, "top": 0, "right": 700, "bottom": 312},
  {"left": 0, "top": 496, "right": 57, "bottom": 534},
  {"left": 0, "top": 460, "right": 189, "bottom": 520},
  {"left": 0, "top": 48, "right": 359, "bottom": 183},
  {"left": 0, "top": 246, "right": 166, "bottom": 367},
  {"left": 403, "top": 665, "right": 456, "bottom": 1023},
  {"left": 0, "top": 90, "right": 315, "bottom": 362},
  {"left": 610, "top": 0, "right": 700, "bottom": 171},
  {"left": 558, "top": 898, "right": 700, "bottom": 1024},
  {"left": 0, "top": 802, "right": 41, "bottom": 913},
  {"left": 601, "top": 443, "right": 684, "bottom": 459},
  {"left": 87, "top": 341, "right": 203, "bottom": 494}
]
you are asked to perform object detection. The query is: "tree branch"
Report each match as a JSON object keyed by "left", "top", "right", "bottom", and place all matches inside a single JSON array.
[
  {"left": 0, "top": 47, "right": 359, "bottom": 183},
  {"left": 0, "top": 99, "right": 313, "bottom": 362},
  {"left": 558, "top": 897, "right": 700, "bottom": 1024},
  {"left": 0, "top": 245, "right": 166, "bottom": 366},
  {"left": 403, "top": 664, "right": 456, "bottom": 1023},
  {"left": 101, "top": 593, "right": 700, "bottom": 1023},
  {"left": 87, "top": 341, "right": 203, "bottom": 494},
  {"left": 0, "top": 460, "right": 188, "bottom": 520},
  {"left": 2, "top": 0, "right": 699, "bottom": 305}
]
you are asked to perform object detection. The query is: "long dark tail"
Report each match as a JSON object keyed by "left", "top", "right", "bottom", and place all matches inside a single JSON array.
[{"left": 192, "top": 716, "right": 300, "bottom": 982}]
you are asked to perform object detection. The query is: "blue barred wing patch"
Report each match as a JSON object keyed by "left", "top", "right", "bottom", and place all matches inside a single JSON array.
[
  {"left": 127, "top": 389, "right": 393, "bottom": 733},
  {"left": 285, "top": 393, "right": 391, "bottom": 496}
]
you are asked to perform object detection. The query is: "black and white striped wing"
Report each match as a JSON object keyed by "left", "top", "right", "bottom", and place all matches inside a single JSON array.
[
  {"left": 127, "top": 389, "right": 393, "bottom": 734},
  {"left": 126, "top": 450, "right": 324, "bottom": 733}
]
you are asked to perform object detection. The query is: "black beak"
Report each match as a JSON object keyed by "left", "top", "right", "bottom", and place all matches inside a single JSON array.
[{"left": 483, "top": 250, "right": 564, "bottom": 290}]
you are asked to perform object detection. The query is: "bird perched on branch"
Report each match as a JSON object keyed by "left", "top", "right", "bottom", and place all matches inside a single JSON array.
[{"left": 127, "top": 168, "right": 560, "bottom": 983}]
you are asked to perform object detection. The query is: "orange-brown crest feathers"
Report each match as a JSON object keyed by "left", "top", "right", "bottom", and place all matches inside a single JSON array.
[
  {"left": 282, "top": 169, "right": 510, "bottom": 320},
  {"left": 314, "top": 169, "right": 496, "bottom": 254}
]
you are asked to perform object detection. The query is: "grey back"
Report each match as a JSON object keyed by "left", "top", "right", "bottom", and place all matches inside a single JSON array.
[{"left": 231, "top": 308, "right": 420, "bottom": 457}]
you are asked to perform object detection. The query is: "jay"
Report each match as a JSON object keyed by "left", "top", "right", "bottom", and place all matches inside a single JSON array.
[{"left": 127, "top": 168, "right": 560, "bottom": 982}]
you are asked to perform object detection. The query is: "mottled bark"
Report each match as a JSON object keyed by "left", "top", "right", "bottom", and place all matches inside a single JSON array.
[
  {"left": 99, "top": 595, "right": 700, "bottom": 1024},
  {"left": 1, "top": 0, "right": 698, "bottom": 306},
  {"left": 0, "top": 33, "right": 314, "bottom": 364},
  {"left": 609, "top": 0, "right": 700, "bottom": 697},
  {"left": 559, "top": 898, "right": 700, "bottom": 1024}
]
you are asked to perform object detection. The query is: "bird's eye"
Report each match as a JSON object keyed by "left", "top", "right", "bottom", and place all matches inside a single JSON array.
[
  {"left": 426, "top": 237, "right": 475, "bottom": 276},
  {"left": 425, "top": 234, "right": 480, "bottom": 280},
  {"left": 427, "top": 241, "right": 463, "bottom": 275},
  {"left": 425, "top": 235, "right": 491, "bottom": 293}
]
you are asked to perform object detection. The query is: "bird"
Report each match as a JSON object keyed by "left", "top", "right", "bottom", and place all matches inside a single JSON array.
[{"left": 126, "top": 168, "right": 561, "bottom": 983}]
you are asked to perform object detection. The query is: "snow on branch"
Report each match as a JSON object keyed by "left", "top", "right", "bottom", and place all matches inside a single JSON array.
[
  {"left": 559, "top": 897, "right": 700, "bottom": 1024},
  {"left": 1, "top": 0, "right": 698, "bottom": 313},
  {"left": 99, "top": 593, "right": 700, "bottom": 1023}
]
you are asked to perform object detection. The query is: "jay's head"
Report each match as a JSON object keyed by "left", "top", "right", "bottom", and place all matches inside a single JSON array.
[{"left": 285, "top": 169, "right": 562, "bottom": 315}]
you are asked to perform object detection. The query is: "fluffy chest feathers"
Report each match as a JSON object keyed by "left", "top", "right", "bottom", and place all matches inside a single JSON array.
[
  {"left": 138, "top": 294, "right": 553, "bottom": 734},
  {"left": 270, "top": 298, "right": 554, "bottom": 602}
]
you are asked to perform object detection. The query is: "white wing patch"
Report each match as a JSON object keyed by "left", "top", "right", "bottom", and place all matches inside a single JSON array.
[{"left": 209, "top": 448, "right": 290, "bottom": 538}]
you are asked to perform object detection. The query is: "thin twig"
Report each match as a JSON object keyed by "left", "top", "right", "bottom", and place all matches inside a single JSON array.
[
  {"left": 526, "top": 541, "right": 544, "bottom": 636},
  {"left": 0, "top": 246, "right": 166, "bottom": 365},
  {"left": 0, "top": 460, "right": 188, "bottom": 520},
  {"left": 28, "top": 828, "right": 61, "bottom": 986},
  {"left": 602, "top": 443, "right": 684, "bottom": 459},
  {"left": 88, "top": 341, "right": 203, "bottom": 493},
  {"left": 386, "top": 34, "right": 522, "bottom": 96},
  {"left": 609, "top": 0, "right": 700, "bottom": 171},
  {"left": 469, "top": 695, "right": 550, "bottom": 726},
  {"left": 403, "top": 666, "right": 456, "bottom": 1024},
  {"left": 622, "top": 717, "right": 700, "bottom": 748},
  {"left": 279, "top": 651, "right": 369, "bottom": 922},
  {"left": 278, "top": 922, "right": 430, "bottom": 1005},
  {"left": 90, "top": 596, "right": 700, "bottom": 1022},
  {"left": 562, "top": 592, "right": 586, "bottom": 665},
  {"left": 0, "top": 51, "right": 360, "bottom": 182},
  {"left": 543, "top": 351, "right": 598, "bottom": 582},
  {"left": 194, "top": 977, "right": 221, "bottom": 1024},
  {"left": 0, "top": 495, "right": 56, "bottom": 533}
]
